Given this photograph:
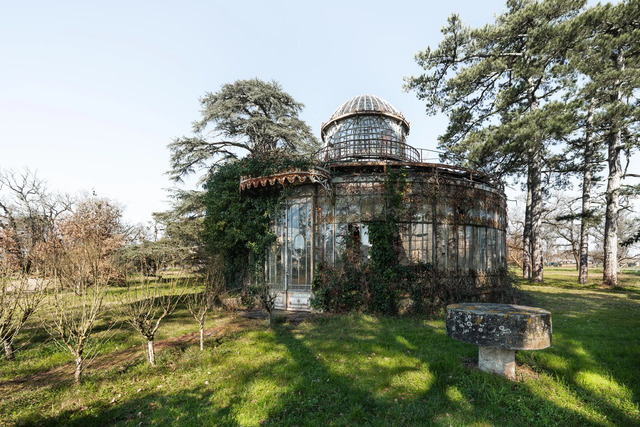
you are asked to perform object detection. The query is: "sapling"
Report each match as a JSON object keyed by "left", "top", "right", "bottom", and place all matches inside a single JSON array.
[
  {"left": 186, "top": 259, "right": 224, "bottom": 350},
  {"left": 0, "top": 270, "right": 46, "bottom": 360},
  {"left": 120, "top": 275, "right": 185, "bottom": 366}
]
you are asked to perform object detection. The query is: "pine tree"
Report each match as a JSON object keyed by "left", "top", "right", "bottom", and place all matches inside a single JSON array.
[
  {"left": 405, "top": 0, "right": 584, "bottom": 282},
  {"left": 573, "top": 1, "right": 640, "bottom": 287}
]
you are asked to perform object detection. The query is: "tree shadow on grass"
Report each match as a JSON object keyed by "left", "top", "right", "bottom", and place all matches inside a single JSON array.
[
  {"left": 22, "top": 384, "right": 233, "bottom": 426},
  {"left": 262, "top": 316, "right": 604, "bottom": 426},
  {"left": 13, "top": 310, "right": 637, "bottom": 426},
  {"left": 517, "top": 290, "right": 640, "bottom": 425}
]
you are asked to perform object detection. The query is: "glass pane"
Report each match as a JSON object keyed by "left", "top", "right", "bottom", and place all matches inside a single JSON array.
[
  {"left": 448, "top": 225, "right": 457, "bottom": 269},
  {"left": 479, "top": 227, "right": 487, "bottom": 271},
  {"left": 411, "top": 222, "right": 422, "bottom": 263},
  {"left": 360, "top": 224, "right": 370, "bottom": 261},
  {"left": 335, "top": 223, "right": 347, "bottom": 262},
  {"left": 325, "top": 224, "right": 335, "bottom": 265},
  {"left": 400, "top": 223, "right": 410, "bottom": 263},
  {"left": 458, "top": 226, "right": 467, "bottom": 270}
]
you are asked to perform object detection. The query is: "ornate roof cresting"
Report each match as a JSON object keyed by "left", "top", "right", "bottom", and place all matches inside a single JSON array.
[{"left": 239, "top": 167, "right": 333, "bottom": 195}]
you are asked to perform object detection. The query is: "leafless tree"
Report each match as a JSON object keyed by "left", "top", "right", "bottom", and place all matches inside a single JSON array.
[
  {"left": 0, "top": 168, "right": 73, "bottom": 272},
  {"left": 42, "top": 196, "right": 125, "bottom": 384},
  {"left": 0, "top": 268, "right": 46, "bottom": 360},
  {"left": 507, "top": 198, "right": 525, "bottom": 270},
  {"left": 185, "top": 290, "right": 212, "bottom": 352},
  {"left": 186, "top": 258, "right": 224, "bottom": 350},
  {"left": 593, "top": 208, "right": 640, "bottom": 269},
  {"left": 44, "top": 275, "right": 112, "bottom": 384},
  {"left": 251, "top": 280, "right": 278, "bottom": 329},
  {"left": 49, "top": 197, "right": 126, "bottom": 292},
  {"left": 543, "top": 194, "right": 583, "bottom": 267},
  {"left": 119, "top": 276, "right": 185, "bottom": 366}
]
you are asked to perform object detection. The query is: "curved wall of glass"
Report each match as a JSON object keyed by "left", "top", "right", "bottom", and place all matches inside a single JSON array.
[{"left": 266, "top": 171, "right": 507, "bottom": 308}]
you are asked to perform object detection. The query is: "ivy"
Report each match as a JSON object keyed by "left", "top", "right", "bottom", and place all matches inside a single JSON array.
[
  {"left": 203, "top": 153, "right": 316, "bottom": 290},
  {"left": 312, "top": 167, "right": 519, "bottom": 315},
  {"left": 366, "top": 169, "right": 408, "bottom": 315}
]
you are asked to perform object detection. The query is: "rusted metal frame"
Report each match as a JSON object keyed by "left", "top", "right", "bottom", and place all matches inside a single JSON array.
[
  {"left": 323, "top": 161, "right": 501, "bottom": 190},
  {"left": 320, "top": 138, "right": 420, "bottom": 164}
]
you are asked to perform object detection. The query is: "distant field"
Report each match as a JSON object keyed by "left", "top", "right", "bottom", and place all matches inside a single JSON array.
[
  {"left": 0, "top": 269, "right": 638, "bottom": 426},
  {"left": 522, "top": 265, "right": 640, "bottom": 291}
]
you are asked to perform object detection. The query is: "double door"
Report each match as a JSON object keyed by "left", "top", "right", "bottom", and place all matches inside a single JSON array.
[{"left": 268, "top": 197, "right": 313, "bottom": 311}]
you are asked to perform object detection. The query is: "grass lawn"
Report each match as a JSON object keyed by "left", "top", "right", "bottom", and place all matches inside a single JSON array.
[{"left": 0, "top": 268, "right": 639, "bottom": 426}]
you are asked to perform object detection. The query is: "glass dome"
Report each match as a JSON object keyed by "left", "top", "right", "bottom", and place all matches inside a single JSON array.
[{"left": 320, "top": 94, "right": 416, "bottom": 163}]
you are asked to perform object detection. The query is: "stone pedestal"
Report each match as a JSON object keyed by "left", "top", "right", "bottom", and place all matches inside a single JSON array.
[
  {"left": 445, "top": 303, "right": 552, "bottom": 379},
  {"left": 479, "top": 346, "right": 516, "bottom": 378}
]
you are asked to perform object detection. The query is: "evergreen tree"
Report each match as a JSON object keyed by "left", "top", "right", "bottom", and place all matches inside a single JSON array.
[
  {"left": 168, "top": 78, "right": 319, "bottom": 183},
  {"left": 557, "top": 98, "right": 603, "bottom": 284},
  {"left": 574, "top": 0, "right": 640, "bottom": 288},
  {"left": 165, "top": 78, "right": 320, "bottom": 281},
  {"left": 405, "top": 0, "right": 584, "bottom": 282}
]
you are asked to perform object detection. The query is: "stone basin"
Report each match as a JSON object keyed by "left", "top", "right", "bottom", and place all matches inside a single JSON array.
[{"left": 446, "top": 303, "right": 552, "bottom": 378}]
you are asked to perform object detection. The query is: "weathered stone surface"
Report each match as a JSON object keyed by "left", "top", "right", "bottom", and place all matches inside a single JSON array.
[
  {"left": 479, "top": 346, "right": 516, "bottom": 378},
  {"left": 446, "top": 303, "right": 552, "bottom": 350}
]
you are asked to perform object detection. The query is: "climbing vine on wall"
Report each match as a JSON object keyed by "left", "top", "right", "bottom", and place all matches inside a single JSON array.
[
  {"left": 203, "top": 152, "right": 316, "bottom": 291},
  {"left": 367, "top": 169, "right": 407, "bottom": 315},
  {"left": 311, "top": 167, "right": 518, "bottom": 315}
]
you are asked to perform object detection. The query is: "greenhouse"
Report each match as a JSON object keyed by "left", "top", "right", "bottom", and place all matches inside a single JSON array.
[{"left": 239, "top": 94, "right": 507, "bottom": 311}]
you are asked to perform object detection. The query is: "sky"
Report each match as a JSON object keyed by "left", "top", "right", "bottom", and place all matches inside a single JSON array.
[{"left": 0, "top": 0, "right": 627, "bottom": 226}]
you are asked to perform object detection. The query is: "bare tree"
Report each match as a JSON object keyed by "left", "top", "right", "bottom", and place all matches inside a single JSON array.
[
  {"left": 186, "top": 259, "right": 224, "bottom": 350},
  {"left": 49, "top": 197, "right": 126, "bottom": 293},
  {"left": 0, "top": 268, "right": 46, "bottom": 360},
  {"left": 251, "top": 281, "right": 278, "bottom": 329},
  {"left": 119, "top": 276, "right": 185, "bottom": 366},
  {"left": 0, "top": 168, "right": 73, "bottom": 272},
  {"left": 543, "top": 194, "right": 583, "bottom": 267},
  {"left": 591, "top": 202, "right": 639, "bottom": 269},
  {"left": 507, "top": 198, "right": 525, "bottom": 270},
  {"left": 185, "top": 290, "right": 212, "bottom": 352},
  {"left": 44, "top": 275, "right": 111, "bottom": 384},
  {"left": 42, "top": 196, "right": 125, "bottom": 384}
]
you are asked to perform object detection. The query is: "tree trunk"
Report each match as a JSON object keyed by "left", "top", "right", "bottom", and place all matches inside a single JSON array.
[
  {"left": 147, "top": 339, "right": 156, "bottom": 366},
  {"left": 579, "top": 104, "right": 595, "bottom": 285},
  {"left": 267, "top": 307, "right": 273, "bottom": 329},
  {"left": 74, "top": 356, "right": 83, "bottom": 384},
  {"left": 3, "top": 339, "right": 15, "bottom": 361},
  {"left": 602, "top": 53, "right": 624, "bottom": 289},
  {"left": 526, "top": 78, "right": 544, "bottom": 284},
  {"left": 522, "top": 172, "right": 532, "bottom": 279},
  {"left": 530, "top": 154, "right": 544, "bottom": 283},
  {"left": 603, "top": 127, "right": 622, "bottom": 288},
  {"left": 199, "top": 326, "right": 204, "bottom": 351}
]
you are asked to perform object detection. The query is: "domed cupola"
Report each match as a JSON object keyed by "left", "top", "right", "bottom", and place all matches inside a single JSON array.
[{"left": 320, "top": 94, "right": 416, "bottom": 163}]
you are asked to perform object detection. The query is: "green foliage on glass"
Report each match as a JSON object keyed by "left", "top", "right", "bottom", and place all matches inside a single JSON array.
[
  {"left": 203, "top": 153, "right": 316, "bottom": 291},
  {"left": 367, "top": 169, "right": 408, "bottom": 315},
  {"left": 312, "top": 169, "right": 518, "bottom": 315}
]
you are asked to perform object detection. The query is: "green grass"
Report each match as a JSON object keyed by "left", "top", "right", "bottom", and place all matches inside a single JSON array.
[
  {"left": 1, "top": 269, "right": 639, "bottom": 426},
  {"left": 528, "top": 265, "right": 640, "bottom": 292}
]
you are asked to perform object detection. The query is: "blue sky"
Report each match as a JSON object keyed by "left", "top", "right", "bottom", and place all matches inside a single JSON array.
[{"left": 0, "top": 1, "right": 622, "bottom": 225}]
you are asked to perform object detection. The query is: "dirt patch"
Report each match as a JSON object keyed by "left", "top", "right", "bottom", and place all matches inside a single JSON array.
[
  {"left": 461, "top": 356, "right": 544, "bottom": 382},
  {"left": 0, "top": 314, "right": 261, "bottom": 396},
  {"left": 240, "top": 309, "right": 316, "bottom": 324}
]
